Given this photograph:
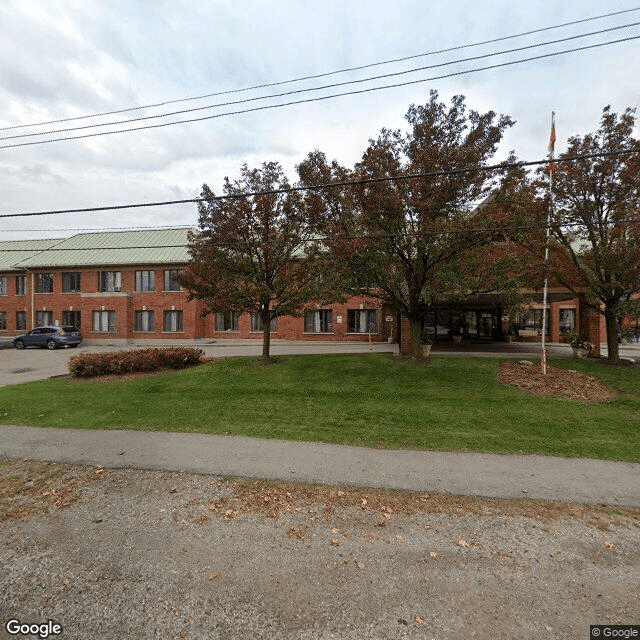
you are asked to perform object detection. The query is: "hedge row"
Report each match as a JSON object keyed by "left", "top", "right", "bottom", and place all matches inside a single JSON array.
[{"left": 69, "top": 347, "right": 205, "bottom": 377}]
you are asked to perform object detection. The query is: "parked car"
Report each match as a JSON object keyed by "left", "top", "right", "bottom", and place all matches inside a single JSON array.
[{"left": 13, "top": 326, "right": 82, "bottom": 350}]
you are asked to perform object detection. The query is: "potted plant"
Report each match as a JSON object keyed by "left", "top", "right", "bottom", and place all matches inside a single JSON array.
[
  {"left": 420, "top": 335, "right": 433, "bottom": 357},
  {"left": 571, "top": 336, "right": 593, "bottom": 358}
]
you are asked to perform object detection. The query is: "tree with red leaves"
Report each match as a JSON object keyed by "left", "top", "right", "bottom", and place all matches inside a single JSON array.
[
  {"left": 299, "top": 92, "right": 522, "bottom": 358},
  {"left": 180, "top": 162, "right": 341, "bottom": 363},
  {"left": 543, "top": 106, "right": 640, "bottom": 361}
]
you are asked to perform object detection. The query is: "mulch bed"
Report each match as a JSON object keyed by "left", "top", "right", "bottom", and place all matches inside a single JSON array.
[{"left": 497, "top": 361, "right": 617, "bottom": 402}]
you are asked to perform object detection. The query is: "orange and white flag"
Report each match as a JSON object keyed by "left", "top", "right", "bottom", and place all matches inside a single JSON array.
[{"left": 548, "top": 111, "right": 557, "bottom": 172}]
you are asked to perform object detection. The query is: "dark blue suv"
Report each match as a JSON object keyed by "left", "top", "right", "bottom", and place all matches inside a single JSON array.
[{"left": 13, "top": 326, "right": 83, "bottom": 350}]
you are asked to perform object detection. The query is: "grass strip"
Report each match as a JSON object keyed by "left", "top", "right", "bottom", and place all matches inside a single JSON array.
[{"left": 0, "top": 354, "right": 638, "bottom": 461}]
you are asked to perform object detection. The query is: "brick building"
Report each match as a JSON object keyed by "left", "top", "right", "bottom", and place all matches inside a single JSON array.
[
  {"left": 0, "top": 229, "right": 396, "bottom": 345},
  {"left": 0, "top": 228, "right": 603, "bottom": 350}
]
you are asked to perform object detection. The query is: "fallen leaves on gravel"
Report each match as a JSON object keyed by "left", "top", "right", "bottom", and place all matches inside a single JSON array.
[
  {"left": 0, "top": 460, "right": 97, "bottom": 523},
  {"left": 2, "top": 461, "right": 639, "bottom": 535}
]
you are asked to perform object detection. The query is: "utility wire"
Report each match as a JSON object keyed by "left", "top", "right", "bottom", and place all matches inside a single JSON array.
[
  {"left": 1, "top": 35, "right": 638, "bottom": 150},
  {"left": 3, "top": 218, "right": 640, "bottom": 253},
  {"left": 2, "top": 148, "right": 638, "bottom": 219},
  {"left": 2, "top": 21, "right": 637, "bottom": 142},
  {"left": 1, "top": 6, "right": 637, "bottom": 133}
]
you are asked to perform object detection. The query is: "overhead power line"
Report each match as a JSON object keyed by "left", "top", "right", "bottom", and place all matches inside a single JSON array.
[
  {"left": 2, "top": 148, "right": 638, "bottom": 219},
  {"left": 1, "top": 6, "right": 638, "bottom": 133},
  {"left": 2, "top": 21, "right": 638, "bottom": 143},
  {"left": 3, "top": 218, "right": 640, "bottom": 253},
  {"left": 1, "top": 35, "right": 638, "bottom": 151}
]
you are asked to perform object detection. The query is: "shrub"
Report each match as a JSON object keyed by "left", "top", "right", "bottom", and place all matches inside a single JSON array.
[{"left": 69, "top": 347, "right": 205, "bottom": 377}]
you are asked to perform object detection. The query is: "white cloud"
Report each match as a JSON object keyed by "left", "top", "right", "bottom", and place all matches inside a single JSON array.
[{"left": 1, "top": 0, "right": 638, "bottom": 238}]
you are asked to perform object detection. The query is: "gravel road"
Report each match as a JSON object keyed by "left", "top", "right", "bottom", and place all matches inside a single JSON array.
[{"left": 1, "top": 460, "right": 638, "bottom": 640}]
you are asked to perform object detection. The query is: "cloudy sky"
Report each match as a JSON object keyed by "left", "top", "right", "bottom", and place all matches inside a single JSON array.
[{"left": 1, "top": 0, "right": 638, "bottom": 239}]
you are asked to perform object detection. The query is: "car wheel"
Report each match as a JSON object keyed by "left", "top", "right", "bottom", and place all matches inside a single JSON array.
[
  {"left": 46, "top": 340, "right": 57, "bottom": 350},
  {"left": 14, "top": 339, "right": 24, "bottom": 350}
]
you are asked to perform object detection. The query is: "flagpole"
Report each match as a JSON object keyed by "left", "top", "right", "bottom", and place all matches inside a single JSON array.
[{"left": 541, "top": 111, "right": 556, "bottom": 375}]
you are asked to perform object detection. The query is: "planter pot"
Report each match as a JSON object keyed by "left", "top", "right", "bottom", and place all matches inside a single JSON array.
[
  {"left": 420, "top": 344, "right": 432, "bottom": 357},
  {"left": 572, "top": 347, "right": 591, "bottom": 359}
]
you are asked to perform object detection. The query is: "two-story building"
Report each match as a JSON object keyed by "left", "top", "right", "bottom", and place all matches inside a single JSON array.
[{"left": 0, "top": 227, "right": 604, "bottom": 351}]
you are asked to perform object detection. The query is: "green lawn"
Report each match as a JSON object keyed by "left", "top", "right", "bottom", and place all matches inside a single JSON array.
[{"left": 0, "top": 354, "right": 638, "bottom": 461}]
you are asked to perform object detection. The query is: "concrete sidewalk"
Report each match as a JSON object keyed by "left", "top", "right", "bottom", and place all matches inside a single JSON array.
[{"left": 2, "top": 425, "right": 639, "bottom": 507}]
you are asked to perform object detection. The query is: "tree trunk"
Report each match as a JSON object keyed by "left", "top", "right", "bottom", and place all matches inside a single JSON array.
[
  {"left": 605, "top": 307, "right": 619, "bottom": 361},
  {"left": 261, "top": 315, "right": 271, "bottom": 363},
  {"left": 409, "top": 317, "right": 422, "bottom": 359}
]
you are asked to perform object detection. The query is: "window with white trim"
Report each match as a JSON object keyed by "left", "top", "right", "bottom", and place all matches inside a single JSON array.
[
  {"left": 0, "top": 312, "right": 7, "bottom": 331},
  {"left": 0, "top": 277, "right": 7, "bottom": 296}
]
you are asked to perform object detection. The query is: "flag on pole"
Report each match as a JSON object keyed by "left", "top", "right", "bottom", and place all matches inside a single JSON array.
[{"left": 548, "top": 111, "right": 557, "bottom": 173}]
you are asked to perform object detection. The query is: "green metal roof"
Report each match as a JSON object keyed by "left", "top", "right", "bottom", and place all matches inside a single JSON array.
[
  {"left": 0, "top": 239, "right": 64, "bottom": 271},
  {"left": 12, "top": 228, "right": 196, "bottom": 269}
]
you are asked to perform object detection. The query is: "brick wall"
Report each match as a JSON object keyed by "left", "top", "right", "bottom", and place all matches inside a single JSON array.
[{"left": 0, "top": 268, "right": 393, "bottom": 343}]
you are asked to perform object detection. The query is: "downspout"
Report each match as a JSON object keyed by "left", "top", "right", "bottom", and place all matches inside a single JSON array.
[{"left": 29, "top": 270, "right": 34, "bottom": 329}]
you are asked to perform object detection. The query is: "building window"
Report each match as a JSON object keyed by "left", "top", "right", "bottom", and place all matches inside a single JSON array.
[
  {"left": 135, "top": 270, "right": 156, "bottom": 292},
  {"left": 92, "top": 310, "right": 116, "bottom": 332},
  {"left": 15, "top": 275, "right": 26, "bottom": 295},
  {"left": 516, "top": 309, "right": 550, "bottom": 336},
  {"left": 0, "top": 277, "right": 6, "bottom": 296},
  {"left": 347, "top": 309, "right": 377, "bottom": 333},
  {"left": 62, "top": 272, "right": 81, "bottom": 293},
  {"left": 16, "top": 311, "right": 26, "bottom": 331},
  {"left": 163, "top": 310, "right": 183, "bottom": 332},
  {"left": 134, "top": 310, "right": 155, "bottom": 332},
  {"left": 304, "top": 309, "right": 333, "bottom": 333},
  {"left": 559, "top": 309, "right": 576, "bottom": 335},
  {"left": 0, "top": 312, "right": 6, "bottom": 331},
  {"left": 36, "top": 310, "right": 54, "bottom": 326},
  {"left": 62, "top": 310, "right": 81, "bottom": 329},
  {"left": 35, "top": 273, "right": 54, "bottom": 293},
  {"left": 251, "top": 314, "right": 277, "bottom": 332},
  {"left": 163, "top": 269, "right": 182, "bottom": 291},
  {"left": 215, "top": 311, "right": 239, "bottom": 332},
  {"left": 99, "top": 271, "right": 122, "bottom": 292}
]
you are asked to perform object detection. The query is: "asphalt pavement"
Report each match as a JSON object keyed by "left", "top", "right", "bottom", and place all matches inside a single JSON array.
[
  {"left": 2, "top": 425, "right": 639, "bottom": 507},
  {"left": 1, "top": 339, "right": 639, "bottom": 508}
]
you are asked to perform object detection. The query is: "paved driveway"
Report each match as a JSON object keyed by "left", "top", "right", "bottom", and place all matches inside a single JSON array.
[{"left": 0, "top": 340, "right": 398, "bottom": 387}]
